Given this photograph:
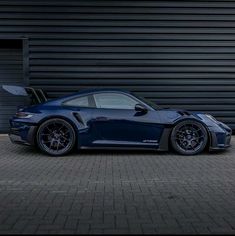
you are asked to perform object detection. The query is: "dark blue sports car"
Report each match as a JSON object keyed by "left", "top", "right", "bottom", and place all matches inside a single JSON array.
[{"left": 3, "top": 85, "right": 232, "bottom": 156}]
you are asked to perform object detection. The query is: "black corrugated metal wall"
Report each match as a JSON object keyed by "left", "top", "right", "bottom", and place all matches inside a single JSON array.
[
  {"left": 0, "top": 0, "right": 235, "bottom": 129},
  {"left": 0, "top": 40, "right": 24, "bottom": 133}
]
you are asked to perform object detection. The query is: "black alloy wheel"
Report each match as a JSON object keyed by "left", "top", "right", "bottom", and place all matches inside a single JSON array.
[
  {"left": 170, "top": 120, "right": 208, "bottom": 155},
  {"left": 37, "top": 118, "right": 76, "bottom": 156}
]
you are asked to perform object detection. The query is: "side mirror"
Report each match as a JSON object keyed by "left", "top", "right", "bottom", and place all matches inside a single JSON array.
[{"left": 135, "top": 104, "right": 148, "bottom": 113}]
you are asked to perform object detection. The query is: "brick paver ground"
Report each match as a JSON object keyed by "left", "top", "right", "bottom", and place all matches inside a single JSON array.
[{"left": 0, "top": 135, "right": 235, "bottom": 234}]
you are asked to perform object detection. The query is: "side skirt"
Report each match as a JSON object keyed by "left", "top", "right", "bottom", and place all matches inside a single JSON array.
[
  {"left": 80, "top": 146, "right": 159, "bottom": 151},
  {"left": 80, "top": 140, "right": 159, "bottom": 150}
]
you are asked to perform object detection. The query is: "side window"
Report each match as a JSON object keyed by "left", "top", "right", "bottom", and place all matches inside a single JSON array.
[
  {"left": 64, "top": 96, "right": 89, "bottom": 107},
  {"left": 94, "top": 93, "right": 138, "bottom": 109}
]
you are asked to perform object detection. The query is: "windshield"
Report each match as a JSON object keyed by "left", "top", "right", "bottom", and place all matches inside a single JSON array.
[{"left": 132, "top": 93, "right": 161, "bottom": 110}]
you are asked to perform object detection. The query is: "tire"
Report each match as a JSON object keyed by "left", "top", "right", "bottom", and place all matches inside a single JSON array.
[
  {"left": 36, "top": 118, "right": 76, "bottom": 156},
  {"left": 170, "top": 119, "right": 208, "bottom": 155}
]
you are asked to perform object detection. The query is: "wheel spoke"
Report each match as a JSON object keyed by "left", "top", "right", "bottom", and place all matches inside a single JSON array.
[
  {"left": 61, "top": 136, "right": 69, "bottom": 141},
  {"left": 56, "top": 141, "right": 60, "bottom": 151},
  {"left": 191, "top": 143, "right": 196, "bottom": 151},
  {"left": 64, "top": 129, "right": 70, "bottom": 134},
  {"left": 42, "top": 140, "right": 51, "bottom": 144},
  {"left": 46, "top": 126, "right": 52, "bottom": 132},
  {"left": 59, "top": 142, "right": 66, "bottom": 148},
  {"left": 57, "top": 124, "right": 64, "bottom": 132},
  {"left": 49, "top": 140, "right": 54, "bottom": 149}
]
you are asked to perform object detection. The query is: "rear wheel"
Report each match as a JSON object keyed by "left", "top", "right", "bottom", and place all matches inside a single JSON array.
[
  {"left": 170, "top": 120, "right": 208, "bottom": 155},
  {"left": 36, "top": 118, "right": 76, "bottom": 156}
]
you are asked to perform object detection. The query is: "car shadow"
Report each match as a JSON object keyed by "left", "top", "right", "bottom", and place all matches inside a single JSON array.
[
  {"left": 8, "top": 142, "right": 231, "bottom": 158},
  {"left": 71, "top": 148, "right": 230, "bottom": 157}
]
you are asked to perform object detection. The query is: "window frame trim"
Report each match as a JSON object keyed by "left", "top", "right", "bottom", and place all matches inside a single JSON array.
[{"left": 61, "top": 91, "right": 155, "bottom": 111}]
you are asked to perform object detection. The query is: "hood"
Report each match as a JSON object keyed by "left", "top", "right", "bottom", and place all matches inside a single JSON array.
[
  {"left": 158, "top": 107, "right": 228, "bottom": 129},
  {"left": 158, "top": 107, "right": 204, "bottom": 123}
]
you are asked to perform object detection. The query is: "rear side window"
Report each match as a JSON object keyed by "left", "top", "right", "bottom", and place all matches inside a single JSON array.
[{"left": 64, "top": 96, "right": 90, "bottom": 107}]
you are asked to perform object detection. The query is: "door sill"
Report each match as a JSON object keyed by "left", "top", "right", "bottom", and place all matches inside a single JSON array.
[{"left": 79, "top": 140, "right": 159, "bottom": 150}]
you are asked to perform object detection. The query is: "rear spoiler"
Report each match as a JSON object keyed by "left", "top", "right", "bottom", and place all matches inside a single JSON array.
[{"left": 2, "top": 85, "right": 48, "bottom": 105}]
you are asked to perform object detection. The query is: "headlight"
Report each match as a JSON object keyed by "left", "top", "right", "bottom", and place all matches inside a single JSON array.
[
  {"left": 205, "top": 114, "right": 218, "bottom": 123},
  {"left": 15, "top": 112, "right": 33, "bottom": 119}
]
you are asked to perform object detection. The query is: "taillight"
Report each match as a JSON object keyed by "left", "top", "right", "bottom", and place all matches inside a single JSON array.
[{"left": 15, "top": 112, "right": 33, "bottom": 118}]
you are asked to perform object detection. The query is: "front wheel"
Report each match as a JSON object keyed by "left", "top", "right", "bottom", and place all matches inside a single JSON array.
[
  {"left": 36, "top": 118, "right": 76, "bottom": 156},
  {"left": 170, "top": 120, "right": 208, "bottom": 155}
]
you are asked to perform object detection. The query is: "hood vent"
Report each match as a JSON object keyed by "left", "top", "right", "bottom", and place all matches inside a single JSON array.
[{"left": 177, "top": 110, "right": 191, "bottom": 116}]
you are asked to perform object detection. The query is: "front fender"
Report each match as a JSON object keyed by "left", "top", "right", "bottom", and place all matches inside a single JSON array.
[{"left": 159, "top": 116, "right": 211, "bottom": 152}]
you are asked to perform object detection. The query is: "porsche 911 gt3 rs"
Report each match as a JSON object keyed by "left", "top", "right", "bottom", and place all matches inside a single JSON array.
[{"left": 2, "top": 85, "right": 232, "bottom": 156}]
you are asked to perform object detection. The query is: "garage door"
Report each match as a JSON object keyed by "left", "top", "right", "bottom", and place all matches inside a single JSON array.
[{"left": 0, "top": 40, "right": 24, "bottom": 133}]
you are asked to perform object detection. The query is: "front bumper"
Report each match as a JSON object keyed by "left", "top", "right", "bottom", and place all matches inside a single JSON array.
[
  {"left": 209, "top": 122, "right": 232, "bottom": 151},
  {"left": 9, "top": 121, "right": 37, "bottom": 146}
]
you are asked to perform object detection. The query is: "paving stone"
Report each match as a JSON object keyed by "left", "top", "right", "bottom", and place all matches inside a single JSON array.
[{"left": 0, "top": 136, "right": 235, "bottom": 234}]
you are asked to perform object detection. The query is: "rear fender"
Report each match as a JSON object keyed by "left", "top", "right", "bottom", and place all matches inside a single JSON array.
[{"left": 35, "top": 115, "right": 79, "bottom": 147}]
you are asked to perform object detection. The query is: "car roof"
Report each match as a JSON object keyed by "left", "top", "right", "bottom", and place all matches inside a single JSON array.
[
  {"left": 77, "top": 88, "right": 130, "bottom": 95},
  {"left": 64, "top": 88, "right": 131, "bottom": 99}
]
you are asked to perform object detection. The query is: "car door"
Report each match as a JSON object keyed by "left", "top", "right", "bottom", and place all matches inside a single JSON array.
[{"left": 91, "top": 92, "right": 164, "bottom": 148}]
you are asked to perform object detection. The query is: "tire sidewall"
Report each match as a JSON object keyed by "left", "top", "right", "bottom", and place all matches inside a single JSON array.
[
  {"left": 36, "top": 118, "right": 76, "bottom": 156},
  {"left": 170, "top": 119, "right": 208, "bottom": 155}
]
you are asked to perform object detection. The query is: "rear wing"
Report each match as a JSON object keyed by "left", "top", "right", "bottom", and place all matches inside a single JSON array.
[{"left": 2, "top": 85, "right": 48, "bottom": 105}]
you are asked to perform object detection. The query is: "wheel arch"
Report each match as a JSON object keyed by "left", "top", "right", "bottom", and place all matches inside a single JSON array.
[
  {"left": 168, "top": 117, "right": 212, "bottom": 151},
  {"left": 34, "top": 115, "right": 78, "bottom": 147}
]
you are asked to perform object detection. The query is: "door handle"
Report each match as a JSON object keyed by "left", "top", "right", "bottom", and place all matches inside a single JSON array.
[{"left": 96, "top": 116, "right": 108, "bottom": 121}]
